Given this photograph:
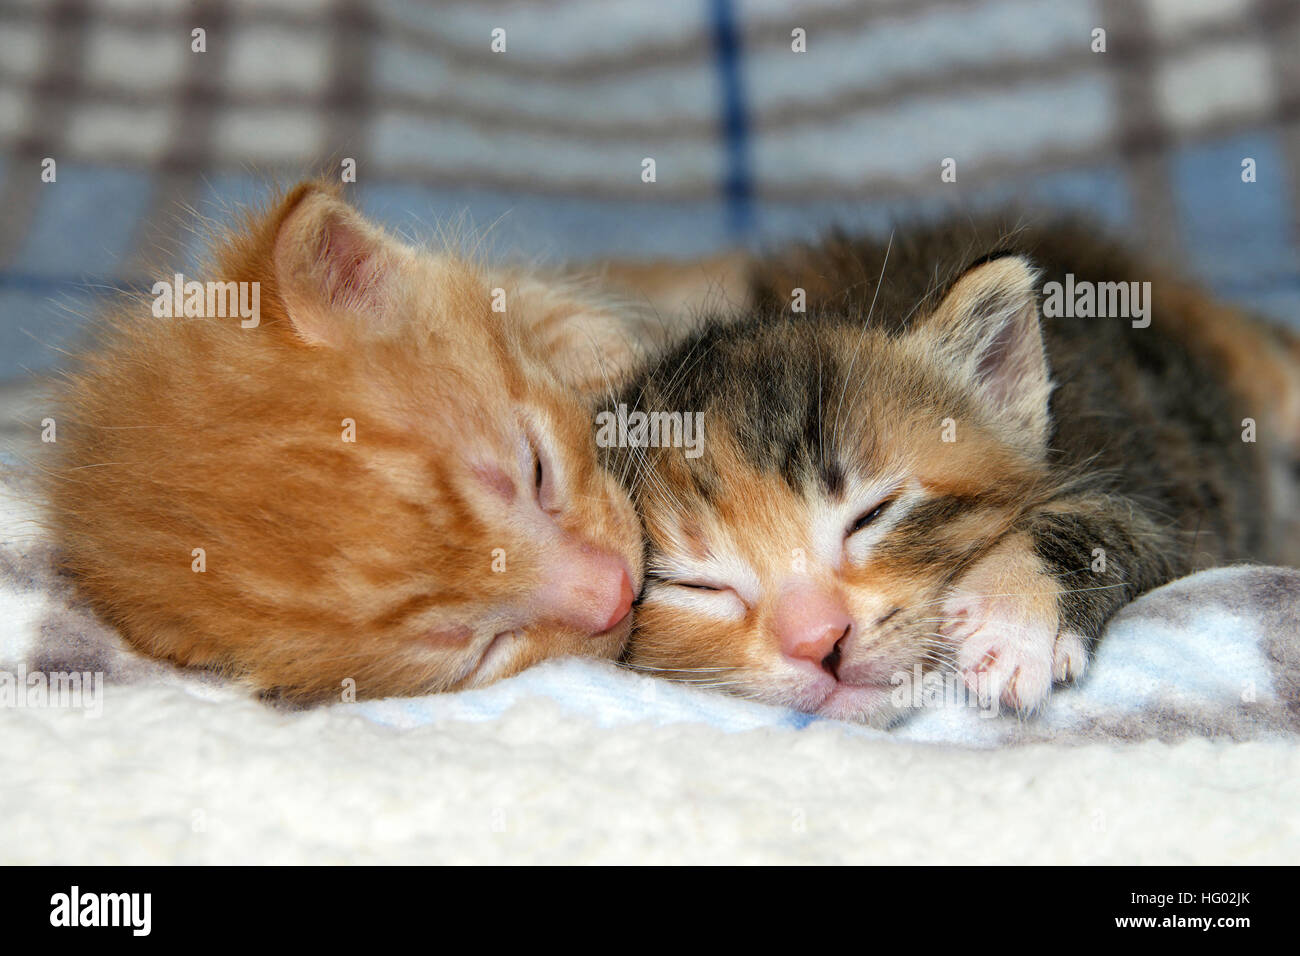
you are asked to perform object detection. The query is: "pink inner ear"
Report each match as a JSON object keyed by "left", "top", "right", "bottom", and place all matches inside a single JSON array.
[
  {"left": 976, "top": 307, "right": 1042, "bottom": 408},
  {"left": 318, "top": 215, "right": 383, "bottom": 311},
  {"left": 975, "top": 317, "right": 1019, "bottom": 391}
]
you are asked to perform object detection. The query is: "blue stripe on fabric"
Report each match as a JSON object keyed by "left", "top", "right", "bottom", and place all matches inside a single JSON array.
[
  {"left": 11, "top": 166, "right": 154, "bottom": 279},
  {"left": 708, "top": 0, "right": 754, "bottom": 238},
  {"left": 0, "top": 273, "right": 145, "bottom": 295},
  {"left": 356, "top": 182, "right": 733, "bottom": 260},
  {"left": 0, "top": 286, "right": 99, "bottom": 378},
  {"left": 1170, "top": 132, "right": 1300, "bottom": 292}
]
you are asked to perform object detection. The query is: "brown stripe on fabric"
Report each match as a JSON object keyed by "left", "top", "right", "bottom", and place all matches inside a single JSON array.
[
  {"left": 1097, "top": 0, "right": 1183, "bottom": 260},
  {"left": 0, "top": 17, "right": 1270, "bottom": 146},
  {"left": 1254, "top": 0, "right": 1300, "bottom": 231},
  {"left": 15, "top": 0, "right": 1249, "bottom": 90},
  {"left": 0, "top": 0, "right": 92, "bottom": 268},
  {"left": 365, "top": 112, "right": 1300, "bottom": 203},
  {"left": 0, "top": 0, "right": 977, "bottom": 84},
  {"left": 330, "top": 0, "right": 1198, "bottom": 87},
  {"left": 2, "top": 110, "right": 1296, "bottom": 207},
  {"left": 749, "top": 18, "right": 1274, "bottom": 135},
  {"left": 125, "top": 0, "right": 234, "bottom": 277},
  {"left": 323, "top": 0, "right": 375, "bottom": 173}
]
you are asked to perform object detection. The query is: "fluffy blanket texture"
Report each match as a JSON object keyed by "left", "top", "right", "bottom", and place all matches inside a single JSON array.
[{"left": 1, "top": 445, "right": 1297, "bottom": 863}]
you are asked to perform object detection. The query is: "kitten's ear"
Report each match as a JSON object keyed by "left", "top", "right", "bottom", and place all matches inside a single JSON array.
[
  {"left": 921, "top": 254, "right": 1052, "bottom": 449},
  {"left": 272, "top": 185, "right": 410, "bottom": 347}
]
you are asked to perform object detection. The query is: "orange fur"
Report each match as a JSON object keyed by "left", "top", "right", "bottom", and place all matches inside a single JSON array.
[
  {"left": 588, "top": 251, "right": 754, "bottom": 319},
  {"left": 43, "top": 182, "right": 644, "bottom": 702}
]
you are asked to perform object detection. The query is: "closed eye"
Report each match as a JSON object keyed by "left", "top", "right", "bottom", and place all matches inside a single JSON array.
[
  {"left": 644, "top": 568, "right": 753, "bottom": 616},
  {"left": 847, "top": 499, "right": 894, "bottom": 537},
  {"left": 526, "top": 430, "right": 559, "bottom": 513},
  {"left": 647, "top": 575, "right": 727, "bottom": 593}
]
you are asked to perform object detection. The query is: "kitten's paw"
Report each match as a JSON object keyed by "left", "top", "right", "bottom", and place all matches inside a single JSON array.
[
  {"left": 942, "top": 535, "right": 1063, "bottom": 715},
  {"left": 1052, "top": 629, "right": 1090, "bottom": 683},
  {"left": 946, "top": 594, "right": 1057, "bottom": 714}
]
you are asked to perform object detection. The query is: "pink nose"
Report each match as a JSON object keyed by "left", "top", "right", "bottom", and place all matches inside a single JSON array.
[
  {"left": 774, "top": 582, "right": 852, "bottom": 670},
  {"left": 599, "top": 570, "right": 636, "bottom": 632},
  {"left": 536, "top": 543, "right": 635, "bottom": 635}
]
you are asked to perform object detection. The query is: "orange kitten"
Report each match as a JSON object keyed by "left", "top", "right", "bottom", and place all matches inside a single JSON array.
[{"left": 43, "top": 182, "right": 643, "bottom": 702}]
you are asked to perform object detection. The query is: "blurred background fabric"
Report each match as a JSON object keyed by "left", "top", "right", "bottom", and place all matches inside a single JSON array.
[{"left": 0, "top": 0, "right": 1298, "bottom": 381}]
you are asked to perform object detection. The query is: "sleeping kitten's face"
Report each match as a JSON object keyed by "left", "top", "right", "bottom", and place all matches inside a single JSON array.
[
  {"left": 50, "top": 184, "right": 642, "bottom": 701},
  {"left": 613, "top": 257, "right": 1056, "bottom": 725}
]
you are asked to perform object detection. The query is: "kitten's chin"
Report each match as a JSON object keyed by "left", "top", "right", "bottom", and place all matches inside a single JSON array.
[
  {"left": 813, "top": 682, "right": 903, "bottom": 726},
  {"left": 461, "top": 630, "right": 521, "bottom": 686},
  {"left": 770, "top": 662, "right": 910, "bottom": 726},
  {"left": 458, "top": 616, "right": 633, "bottom": 689}
]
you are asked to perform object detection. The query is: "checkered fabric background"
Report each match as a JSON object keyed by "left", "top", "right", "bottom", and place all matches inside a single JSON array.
[{"left": 1, "top": 0, "right": 1298, "bottom": 380}]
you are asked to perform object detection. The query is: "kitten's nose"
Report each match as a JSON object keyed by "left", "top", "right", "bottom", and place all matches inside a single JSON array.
[
  {"left": 775, "top": 582, "right": 853, "bottom": 673},
  {"left": 603, "top": 571, "right": 636, "bottom": 632},
  {"left": 536, "top": 543, "right": 635, "bottom": 635}
]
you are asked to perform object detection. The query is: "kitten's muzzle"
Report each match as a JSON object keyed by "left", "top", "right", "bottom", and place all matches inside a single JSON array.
[
  {"left": 534, "top": 542, "right": 635, "bottom": 636},
  {"left": 775, "top": 581, "right": 853, "bottom": 676},
  {"left": 774, "top": 582, "right": 903, "bottom": 701}
]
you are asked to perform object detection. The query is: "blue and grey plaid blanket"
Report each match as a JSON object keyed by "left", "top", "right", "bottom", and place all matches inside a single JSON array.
[{"left": 1, "top": 0, "right": 1298, "bottom": 381}]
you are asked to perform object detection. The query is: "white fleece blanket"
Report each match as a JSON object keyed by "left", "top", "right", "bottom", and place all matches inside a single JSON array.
[{"left": 1, "top": 453, "right": 1298, "bottom": 863}]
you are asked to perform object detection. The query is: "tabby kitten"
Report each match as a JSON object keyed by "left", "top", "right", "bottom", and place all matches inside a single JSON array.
[
  {"left": 609, "top": 217, "right": 1300, "bottom": 725},
  {"left": 44, "top": 182, "right": 643, "bottom": 702}
]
